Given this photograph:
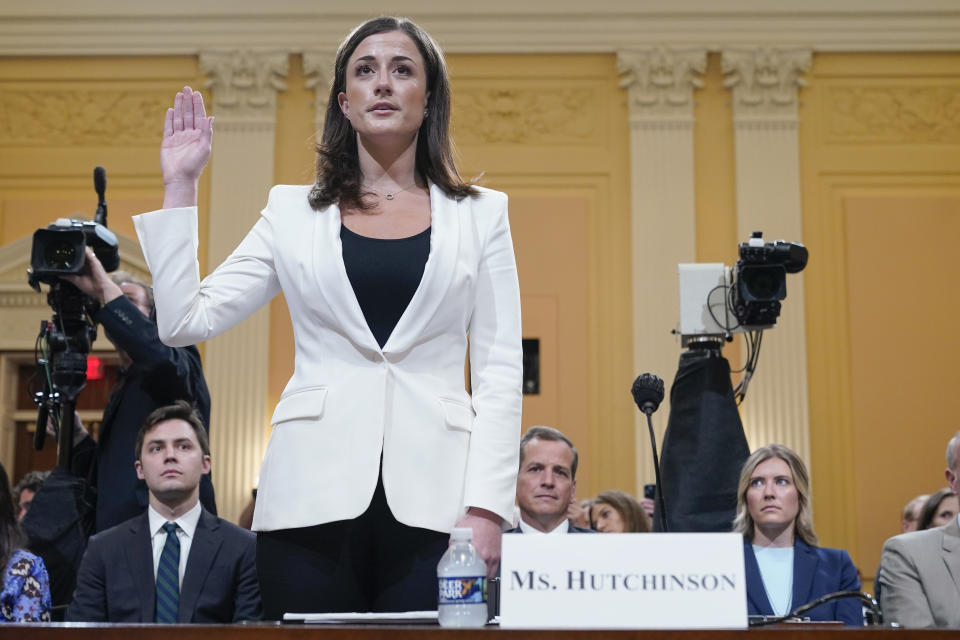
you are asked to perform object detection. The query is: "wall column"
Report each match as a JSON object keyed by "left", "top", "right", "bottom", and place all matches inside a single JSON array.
[
  {"left": 722, "top": 48, "right": 812, "bottom": 461},
  {"left": 618, "top": 48, "right": 706, "bottom": 492},
  {"left": 198, "top": 49, "right": 288, "bottom": 522},
  {"left": 303, "top": 50, "right": 336, "bottom": 135}
]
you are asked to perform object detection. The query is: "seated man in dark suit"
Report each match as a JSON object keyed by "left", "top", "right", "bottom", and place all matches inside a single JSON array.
[
  {"left": 66, "top": 401, "right": 261, "bottom": 623},
  {"left": 506, "top": 426, "right": 594, "bottom": 534}
]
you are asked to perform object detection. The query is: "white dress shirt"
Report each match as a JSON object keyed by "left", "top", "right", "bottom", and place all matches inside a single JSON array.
[
  {"left": 519, "top": 518, "right": 571, "bottom": 535},
  {"left": 148, "top": 501, "right": 202, "bottom": 587}
]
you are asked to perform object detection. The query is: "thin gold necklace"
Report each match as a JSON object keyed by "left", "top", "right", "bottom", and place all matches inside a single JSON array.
[{"left": 362, "top": 181, "right": 419, "bottom": 201}]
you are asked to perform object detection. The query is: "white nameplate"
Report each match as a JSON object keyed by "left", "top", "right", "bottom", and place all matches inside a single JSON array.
[{"left": 500, "top": 532, "right": 746, "bottom": 629}]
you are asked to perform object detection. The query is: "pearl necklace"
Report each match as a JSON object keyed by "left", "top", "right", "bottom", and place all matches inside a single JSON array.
[{"left": 362, "top": 181, "right": 419, "bottom": 201}]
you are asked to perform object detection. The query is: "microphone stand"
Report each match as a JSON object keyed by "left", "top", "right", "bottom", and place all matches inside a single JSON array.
[
  {"left": 632, "top": 373, "right": 668, "bottom": 532},
  {"left": 748, "top": 590, "right": 884, "bottom": 627},
  {"left": 642, "top": 408, "right": 668, "bottom": 532}
]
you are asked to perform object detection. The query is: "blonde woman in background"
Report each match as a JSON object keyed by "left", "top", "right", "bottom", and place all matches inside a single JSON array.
[{"left": 734, "top": 444, "right": 862, "bottom": 625}]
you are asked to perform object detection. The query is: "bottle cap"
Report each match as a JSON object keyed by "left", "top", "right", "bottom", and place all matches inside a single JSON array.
[{"left": 450, "top": 527, "right": 473, "bottom": 541}]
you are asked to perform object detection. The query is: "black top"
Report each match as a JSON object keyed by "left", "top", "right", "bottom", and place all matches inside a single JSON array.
[{"left": 341, "top": 224, "right": 431, "bottom": 348}]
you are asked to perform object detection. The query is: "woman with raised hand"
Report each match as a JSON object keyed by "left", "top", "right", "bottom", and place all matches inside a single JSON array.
[
  {"left": 735, "top": 444, "right": 862, "bottom": 625},
  {"left": 133, "top": 16, "right": 522, "bottom": 617}
]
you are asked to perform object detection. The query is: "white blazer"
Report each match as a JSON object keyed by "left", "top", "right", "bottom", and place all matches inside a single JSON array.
[{"left": 133, "top": 184, "right": 523, "bottom": 533}]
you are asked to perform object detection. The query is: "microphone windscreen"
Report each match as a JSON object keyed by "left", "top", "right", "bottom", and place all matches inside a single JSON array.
[
  {"left": 632, "top": 373, "right": 665, "bottom": 413},
  {"left": 94, "top": 166, "right": 106, "bottom": 198}
]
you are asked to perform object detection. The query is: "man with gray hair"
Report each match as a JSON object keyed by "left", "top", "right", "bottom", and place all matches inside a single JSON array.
[
  {"left": 879, "top": 431, "right": 960, "bottom": 627},
  {"left": 506, "top": 426, "right": 593, "bottom": 534}
]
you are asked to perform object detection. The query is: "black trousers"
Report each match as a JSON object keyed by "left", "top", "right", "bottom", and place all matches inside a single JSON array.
[{"left": 256, "top": 475, "right": 449, "bottom": 619}]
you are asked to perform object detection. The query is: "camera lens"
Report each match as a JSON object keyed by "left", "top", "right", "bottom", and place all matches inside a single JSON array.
[
  {"left": 739, "top": 264, "right": 786, "bottom": 301},
  {"left": 44, "top": 241, "right": 78, "bottom": 270}
]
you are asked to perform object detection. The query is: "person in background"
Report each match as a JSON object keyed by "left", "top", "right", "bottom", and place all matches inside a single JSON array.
[
  {"left": 901, "top": 494, "right": 929, "bottom": 534},
  {"left": 879, "top": 431, "right": 960, "bottom": 628},
  {"left": 506, "top": 426, "right": 593, "bottom": 534},
  {"left": 0, "top": 462, "right": 51, "bottom": 622},
  {"left": 12, "top": 471, "right": 49, "bottom": 523},
  {"left": 67, "top": 402, "right": 260, "bottom": 623},
  {"left": 916, "top": 488, "right": 958, "bottom": 531},
  {"left": 567, "top": 498, "right": 593, "bottom": 530},
  {"left": 734, "top": 443, "right": 862, "bottom": 625},
  {"left": 62, "top": 267, "right": 215, "bottom": 532},
  {"left": 876, "top": 492, "right": 932, "bottom": 604},
  {"left": 590, "top": 490, "right": 650, "bottom": 533}
]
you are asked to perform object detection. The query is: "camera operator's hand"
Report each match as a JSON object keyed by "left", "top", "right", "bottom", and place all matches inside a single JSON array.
[
  {"left": 161, "top": 86, "right": 213, "bottom": 210},
  {"left": 46, "top": 410, "right": 90, "bottom": 448},
  {"left": 63, "top": 247, "right": 124, "bottom": 306}
]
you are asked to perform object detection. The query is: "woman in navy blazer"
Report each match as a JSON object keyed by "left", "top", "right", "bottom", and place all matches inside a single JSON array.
[
  {"left": 734, "top": 444, "right": 862, "bottom": 625},
  {"left": 134, "top": 16, "right": 522, "bottom": 617}
]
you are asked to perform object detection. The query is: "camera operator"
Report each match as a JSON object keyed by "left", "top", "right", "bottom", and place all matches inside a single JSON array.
[{"left": 63, "top": 247, "right": 215, "bottom": 532}]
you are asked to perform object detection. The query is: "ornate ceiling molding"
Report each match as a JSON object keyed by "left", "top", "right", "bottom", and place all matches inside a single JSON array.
[
  {"left": 1, "top": 2, "right": 958, "bottom": 56},
  {"left": 199, "top": 50, "right": 289, "bottom": 122},
  {"left": 618, "top": 48, "right": 707, "bottom": 123}
]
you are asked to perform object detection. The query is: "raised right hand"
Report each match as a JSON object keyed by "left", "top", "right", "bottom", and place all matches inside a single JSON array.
[{"left": 160, "top": 86, "right": 213, "bottom": 207}]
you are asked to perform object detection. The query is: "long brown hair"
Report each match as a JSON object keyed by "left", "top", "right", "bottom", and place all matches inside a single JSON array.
[
  {"left": 592, "top": 490, "right": 651, "bottom": 533},
  {"left": 308, "top": 16, "right": 477, "bottom": 211},
  {"left": 732, "top": 443, "right": 819, "bottom": 546},
  {"left": 917, "top": 488, "right": 958, "bottom": 531},
  {"left": 0, "top": 461, "right": 26, "bottom": 572}
]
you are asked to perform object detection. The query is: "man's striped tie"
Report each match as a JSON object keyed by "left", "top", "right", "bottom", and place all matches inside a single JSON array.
[{"left": 155, "top": 522, "right": 180, "bottom": 623}]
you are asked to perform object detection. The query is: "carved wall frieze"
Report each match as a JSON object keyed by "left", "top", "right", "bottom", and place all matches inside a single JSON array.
[
  {"left": 826, "top": 86, "right": 960, "bottom": 143},
  {"left": 303, "top": 50, "right": 335, "bottom": 133},
  {"left": 199, "top": 50, "right": 289, "bottom": 121},
  {"left": 617, "top": 47, "right": 706, "bottom": 120},
  {"left": 0, "top": 291, "right": 45, "bottom": 308},
  {"left": 452, "top": 88, "right": 595, "bottom": 144},
  {"left": 0, "top": 90, "right": 169, "bottom": 146},
  {"left": 722, "top": 48, "right": 811, "bottom": 120}
]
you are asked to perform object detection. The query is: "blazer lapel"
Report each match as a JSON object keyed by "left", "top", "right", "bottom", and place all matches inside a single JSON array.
[
  {"left": 792, "top": 539, "right": 818, "bottom": 611},
  {"left": 126, "top": 513, "right": 157, "bottom": 622},
  {"left": 941, "top": 518, "right": 960, "bottom": 596},
  {"left": 178, "top": 509, "right": 223, "bottom": 623},
  {"left": 312, "top": 202, "right": 382, "bottom": 353},
  {"left": 743, "top": 540, "right": 774, "bottom": 615},
  {"left": 384, "top": 184, "right": 460, "bottom": 355}
]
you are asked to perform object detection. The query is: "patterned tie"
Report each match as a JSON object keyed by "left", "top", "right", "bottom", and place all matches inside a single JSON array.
[{"left": 155, "top": 521, "right": 180, "bottom": 623}]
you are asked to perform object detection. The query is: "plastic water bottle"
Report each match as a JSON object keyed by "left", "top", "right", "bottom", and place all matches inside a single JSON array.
[{"left": 437, "top": 527, "right": 488, "bottom": 627}]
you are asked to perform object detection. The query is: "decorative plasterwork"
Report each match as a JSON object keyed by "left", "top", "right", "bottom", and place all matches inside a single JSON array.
[
  {"left": 2, "top": 2, "right": 959, "bottom": 55},
  {"left": 723, "top": 48, "right": 812, "bottom": 121},
  {"left": 0, "top": 91, "right": 169, "bottom": 147},
  {"left": 199, "top": 50, "right": 289, "bottom": 122},
  {"left": 618, "top": 48, "right": 706, "bottom": 122},
  {"left": 826, "top": 86, "right": 960, "bottom": 143},
  {"left": 453, "top": 88, "right": 596, "bottom": 144},
  {"left": 303, "top": 50, "right": 335, "bottom": 134}
]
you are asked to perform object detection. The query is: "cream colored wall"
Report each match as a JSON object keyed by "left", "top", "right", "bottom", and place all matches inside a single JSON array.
[
  {"left": 800, "top": 52, "right": 960, "bottom": 591},
  {"left": 0, "top": 56, "right": 211, "bottom": 272}
]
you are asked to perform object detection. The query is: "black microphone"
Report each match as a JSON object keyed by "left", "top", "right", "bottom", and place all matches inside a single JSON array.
[
  {"left": 632, "top": 372, "right": 668, "bottom": 531},
  {"left": 93, "top": 166, "right": 107, "bottom": 226},
  {"left": 632, "top": 373, "right": 664, "bottom": 415}
]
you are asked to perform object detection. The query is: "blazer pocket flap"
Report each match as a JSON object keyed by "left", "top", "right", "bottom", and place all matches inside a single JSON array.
[
  {"left": 271, "top": 387, "right": 327, "bottom": 425},
  {"left": 439, "top": 397, "right": 474, "bottom": 432}
]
